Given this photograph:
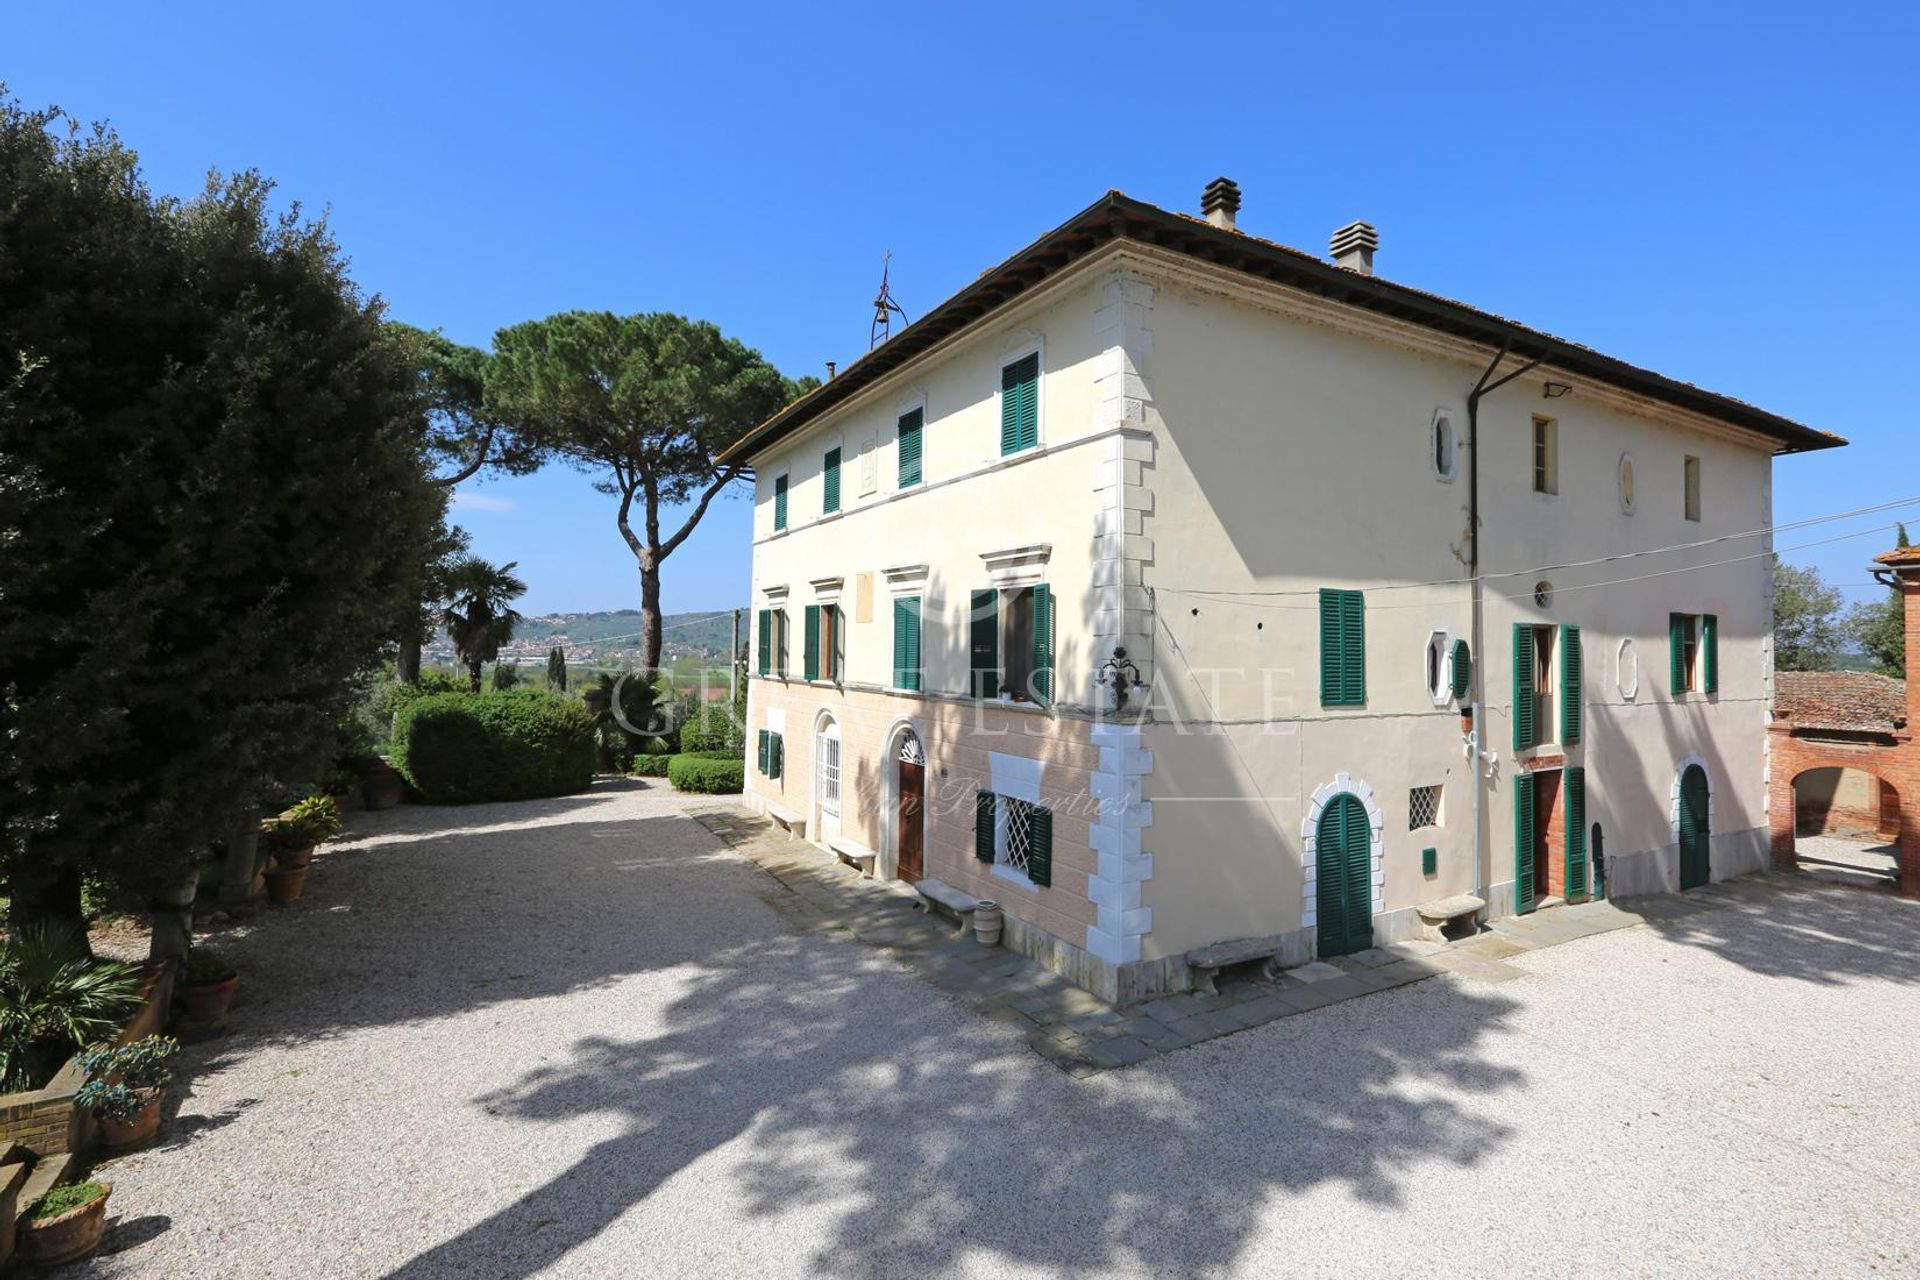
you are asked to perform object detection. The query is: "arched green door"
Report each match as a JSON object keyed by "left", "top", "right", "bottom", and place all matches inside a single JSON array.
[
  {"left": 1316, "top": 794, "right": 1373, "bottom": 957},
  {"left": 1679, "top": 764, "right": 1710, "bottom": 890}
]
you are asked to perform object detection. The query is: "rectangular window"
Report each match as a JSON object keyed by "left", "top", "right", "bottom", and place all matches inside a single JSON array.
[
  {"left": 804, "top": 604, "right": 842, "bottom": 682},
  {"left": 897, "top": 408, "right": 924, "bottom": 488},
  {"left": 773, "top": 474, "right": 788, "bottom": 531},
  {"left": 1000, "top": 353, "right": 1040, "bottom": 456},
  {"left": 1409, "top": 785, "right": 1442, "bottom": 830},
  {"left": 823, "top": 448, "right": 841, "bottom": 515},
  {"left": 755, "top": 729, "right": 784, "bottom": 779},
  {"left": 972, "top": 585, "right": 1053, "bottom": 705},
  {"left": 1669, "top": 611, "right": 1717, "bottom": 694},
  {"left": 1532, "top": 623, "right": 1556, "bottom": 745},
  {"left": 1532, "top": 416, "right": 1558, "bottom": 495},
  {"left": 756, "top": 609, "right": 772, "bottom": 676},
  {"left": 775, "top": 609, "right": 789, "bottom": 676},
  {"left": 1684, "top": 455, "right": 1701, "bottom": 522},
  {"left": 892, "top": 595, "right": 922, "bottom": 690},
  {"left": 819, "top": 733, "right": 840, "bottom": 815},
  {"left": 1318, "top": 588, "right": 1367, "bottom": 707},
  {"left": 1679, "top": 613, "right": 1699, "bottom": 692},
  {"left": 974, "top": 791, "right": 1053, "bottom": 887}
]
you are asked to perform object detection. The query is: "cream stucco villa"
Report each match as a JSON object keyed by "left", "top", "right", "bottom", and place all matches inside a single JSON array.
[{"left": 725, "top": 180, "right": 1843, "bottom": 1002}]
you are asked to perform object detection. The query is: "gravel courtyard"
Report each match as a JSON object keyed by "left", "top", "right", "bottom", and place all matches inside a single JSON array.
[{"left": 77, "top": 780, "right": 1920, "bottom": 1279}]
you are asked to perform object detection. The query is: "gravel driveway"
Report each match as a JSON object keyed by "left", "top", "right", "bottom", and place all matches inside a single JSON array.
[{"left": 76, "top": 780, "right": 1920, "bottom": 1278}]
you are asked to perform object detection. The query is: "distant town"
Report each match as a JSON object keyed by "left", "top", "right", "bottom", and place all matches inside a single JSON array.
[{"left": 423, "top": 608, "right": 745, "bottom": 680}]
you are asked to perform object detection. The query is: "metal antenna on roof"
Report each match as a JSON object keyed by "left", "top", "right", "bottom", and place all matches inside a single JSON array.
[{"left": 870, "top": 252, "right": 910, "bottom": 350}]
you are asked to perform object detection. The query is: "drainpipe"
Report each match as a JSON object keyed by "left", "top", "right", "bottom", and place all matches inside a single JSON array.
[{"left": 1465, "top": 343, "right": 1543, "bottom": 905}]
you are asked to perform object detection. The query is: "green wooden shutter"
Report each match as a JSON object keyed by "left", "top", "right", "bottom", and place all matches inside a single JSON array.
[
  {"left": 1561, "top": 624, "right": 1582, "bottom": 746},
  {"left": 1514, "top": 772, "right": 1537, "bottom": 915},
  {"left": 770, "top": 733, "right": 783, "bottom": 780},
  {"left": 831, "top": 606, "right": 844, "bottom": 682},
  {"left": 1000, "top": 353, "right": 1039, "bottom": 455},
  {"left": 822, "top": 448, "right": 841, "bottom": 514},
  {"left": 1669, "top": 613, "right": 1686, "bottom": 694},
  {"left": 773, "top": 475, "right": 787, "bottom": 531},
  {"left": 1450, "top": 639, "right": 1472, "bottom": 701},
  {"left": 897, "top": 409, "right": 923, "bottom": 487},
  {"left": 1702, "top": 614, "right": 1719, "bottom": 693},
  {"left": 892, "top": 596, "right": 922, "bottom": 690},
  {"left": 1422, "top": 847, "right": 1438, "bottom": 877},
  {"left": 803, "top": 604, "right": 820, "bottom": 681},
  {"left": 970, "top": 589, "right": 999, "bottom": 698},
  {"left": 1513, "top": 624, "right": 1536, "bottom": 751},
  {"left": 757, "top": 729, "right": 769, "bottom": 775},
  {"left": 1565, "top": 767, "right": 1588, "bottom": 899},
  {"left": 974, "top": 791, "right": 996, "bottom": 862},
  {"left": 1343, "top": 796, "right": 1372, "bottom": 951},
  {"left": 1319, "top": 589, "right": 1364, "bottom": 707},
  {"left": 1031, "top": 583, "right": 1053, "bottom": 707},
  {"left": 775, "top": 611, "right": 788, "bottom": 675},
  {"left": 1027, "top": 804, "right": 1053, "bottom": 886},
  {"left": 757, "top": 610, "right": 771, "bottom": 676}
]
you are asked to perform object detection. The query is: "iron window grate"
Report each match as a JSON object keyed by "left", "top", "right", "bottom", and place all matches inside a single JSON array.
[{"left": 1409, "top": 785, "right": 1442, "bottom": 831}]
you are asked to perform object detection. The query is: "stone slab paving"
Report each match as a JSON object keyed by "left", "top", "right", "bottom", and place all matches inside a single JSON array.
[{"left": 691, "top": 803, "right": 1752, "bottom": 1075}]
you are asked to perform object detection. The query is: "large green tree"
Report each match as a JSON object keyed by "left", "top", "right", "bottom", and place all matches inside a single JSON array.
[
  {"left": 486, "top": 312, "right": 805, "bottom": 674},
  {"left": 1847, "top": 525, "right": 1910, "bottom": 678},
  {"left": 1773, "top": 558, "right": 1845, "bottom": 671},
  {"left": 0, "top": 100, "right": 441, "bottom": 957},
  {"left": 441, "top": 557, "right": 528, "bottom": 692}
]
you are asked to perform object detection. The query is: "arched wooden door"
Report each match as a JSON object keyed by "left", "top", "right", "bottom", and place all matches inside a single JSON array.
[
  {"left": 1679, "top": 764, "right": 1710, "bottom": 890},
  {"left": 895, "top": 732, "right": 925, "bottom": 884},
  {"left": 1315, "top": 794, "right": 1373, "bottom": 957}
]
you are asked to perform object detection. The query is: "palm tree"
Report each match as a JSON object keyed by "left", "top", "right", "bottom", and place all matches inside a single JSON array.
[{"left": 441, "top": 557, "right": 527, "bottom": 692}]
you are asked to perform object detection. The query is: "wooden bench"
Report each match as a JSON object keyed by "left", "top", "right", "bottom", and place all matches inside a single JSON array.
[
  {"left": 1416, "top": 893, "right": 1485, "bottom": 942},
  {"left": 912, "top": 877, "right": 980, "bottom": 937},
  {"left": 766, "top": 804, "right": 805, "bottom": 841},
  {"left": 829, "top": 837, "right": 879, "bottom": 878},
  {"left": 1187, "top": 937, "right": 1282, "bottom": 995}
]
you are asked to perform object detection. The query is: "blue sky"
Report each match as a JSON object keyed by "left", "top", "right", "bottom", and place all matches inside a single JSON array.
[{"left": 12, "top": 2, "right": 1917, "bottom": 614}]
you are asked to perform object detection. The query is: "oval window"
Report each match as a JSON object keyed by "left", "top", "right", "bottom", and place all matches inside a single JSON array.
[
  {"left": 1619, "top": 452, "right": 1636, "bottom": 513},
  {"left": 1534, "top": 580, "right": 1554, "bottom": 609},
  {"left": 1431, "top": 410, "right": 1456, "bottom": 481}
]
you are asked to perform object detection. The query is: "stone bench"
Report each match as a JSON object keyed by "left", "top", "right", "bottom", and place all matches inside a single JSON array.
[
  {"left": 912, "top": 877, "right": 980, "bottom": 937},
  {"left": 1416, "top": 893, "right": 1486, "bottom": 942},
  {"left": 829, "top": 837, "right": 879, "bottom": 878},
  {"left": 1187, "top": 937, "right": 1283, "bottom": 995},
  {"left": 766, "top": 804, "right": 805, "bottom": 841}
]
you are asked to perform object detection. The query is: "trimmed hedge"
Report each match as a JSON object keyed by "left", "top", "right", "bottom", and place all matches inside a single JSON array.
[
  {"left": 667, "top": 754, "right": 744, "bottom": 794},
  {"left": 631, "top": 753, "right": 673, "bottom": 777},
  {"left": 391, "top": 690, "right": 596, "bottom": 804}
]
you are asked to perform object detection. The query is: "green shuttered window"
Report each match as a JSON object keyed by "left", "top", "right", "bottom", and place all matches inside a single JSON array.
[
  {"left": 1560, "top": 624, "right": 1582, "bottom": 746},
  {"left": 974, "top": 791, "right": 995, "bottom": 862},
  {"left": 773, "top": 475, "right": 787, "bottom": 531},
  {"left": 756, "top": 609, "right": 772, "bottom": 676},
  {"left": 892, "top": 596, "right": 922, "bottom": 690},
  {"left": 1031, "top": 583, "right": 1054, "bottom": 708},
  {"left": 1514, "top": 772, "right": 1537, "bottom": 915},
  {"left": 1450, "top": 639, "right": 1472, "bottom": 701},
  {"left": 1000, "top": 352, "right": 1039, "bottom": 456},
  {"left": 974, "top": 792, "right": 1052, "bottom": 887},
  {"left": 970, "top": 589, "right": 999, "bottom": 698},
  {"left": 822, "top": 448, "right": 841, "bottom": 515},
  {"left": 897, "top": 408, "right": 923, "bottom": 488},
  {"left": 1669, "top": 612, "right": 1686, "bottom": 694},
  {"left": 1512, "top": 624, "right": 1537, "bottom": 751},
  {"left": 1026, "top": 804, "right": 1053, "bottom": 887},
  {"left": 803, "top": 604, "right": 820, "bottom": 681},
  {"left": 756, "top": 729, "right": 769, "bottom": 775},
  {"left": 1565, "top": 767, "right": 1588, "bottom": 899},
  {"left": 1318, "top": 589, "right": 1366, "bottom": 707},
  {"left": 1702, "top": 613, "right": 1719, "bottom": 693}
]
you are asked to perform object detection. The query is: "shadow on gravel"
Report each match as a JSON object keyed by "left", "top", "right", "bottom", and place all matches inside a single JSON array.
[
  {"left": 1631, "top": 877, "right": 1920, "bottom": 988},
  {"left": 378, "top": 933, "right": 1524, "bottom": 1278}
]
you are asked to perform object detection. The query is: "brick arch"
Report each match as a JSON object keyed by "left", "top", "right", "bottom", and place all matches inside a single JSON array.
[{"left": 1768, "top": 723, "right": 1919, "bottom": 898}]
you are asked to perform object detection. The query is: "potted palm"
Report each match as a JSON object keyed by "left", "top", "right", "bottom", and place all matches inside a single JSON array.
[
  {"left": 15, "top": 1181, "right": 113, "bottom": 1266},
  {"left": 178, "top": 948, "right": 239, "bottom": 1021},
  {"left": 75, "top": 1035, "right": 179, "bottom": 1148}
]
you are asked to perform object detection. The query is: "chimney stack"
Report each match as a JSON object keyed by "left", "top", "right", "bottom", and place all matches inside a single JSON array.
[
  {"left": 1330, "top": 221, "right": 1379, "bottom": 275},
  {"left": 826, "top": 361, "right": 836, "bottom": 380},
  {"left": 1201, "top": 177, "right": 1241, "bottom": 231}
]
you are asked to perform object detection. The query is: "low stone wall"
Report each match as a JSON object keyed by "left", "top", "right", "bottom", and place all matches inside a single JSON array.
[{"left": 0, "top": 962, "right": 173, "bottom": 1160}]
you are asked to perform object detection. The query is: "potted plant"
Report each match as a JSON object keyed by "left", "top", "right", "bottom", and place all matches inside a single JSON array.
[
  {"left": 358, "top": 753, "right": 404, "bottom": 810},
  {"left": 262, "top": 794, "right": 341, "bottom": 901},
  {"left": 75, "top": 1035, "right": 179, "bottom": 1148},
  {"left": 15, "top": 1181, "right": 112, "bottom": 1266},
  {"left": 178, "top": 948, "right": 239, "bottom": 1021}
]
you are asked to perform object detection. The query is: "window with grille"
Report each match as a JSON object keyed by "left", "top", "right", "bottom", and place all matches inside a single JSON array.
[
  {"left": 1001, "top": 797, "right": 1035, "bottom": 876},
  {"left": 1532, "top": 416, "right": 1558, "bottom": 495},
  {"left": 1409, "top": 785, "right": 1442, "bottom": 831},
  {"left": 818, "top": 731, "right": 840, "bottom": 815}
]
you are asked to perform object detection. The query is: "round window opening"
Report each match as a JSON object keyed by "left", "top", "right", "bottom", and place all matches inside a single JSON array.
[{"left": 1534, "top": 580, "right": 1554, "bottom": 608}]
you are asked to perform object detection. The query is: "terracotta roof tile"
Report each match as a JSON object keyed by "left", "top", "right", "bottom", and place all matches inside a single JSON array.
[
  {"left": 1872, "top": 546, "right": 1920, "bottom": 567},
  {"left": 1775, "top": 670, "right": 1907, "bottom": 734}
]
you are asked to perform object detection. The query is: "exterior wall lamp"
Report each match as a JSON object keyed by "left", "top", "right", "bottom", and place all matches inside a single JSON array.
[
  {"left": 1543, "top": 381, "right": 1573, "bottom": 398},
  {"left": 1095, "top": 646, "right": 1145, "bottom": 711}
]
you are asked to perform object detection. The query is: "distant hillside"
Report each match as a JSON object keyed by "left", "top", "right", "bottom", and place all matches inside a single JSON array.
[{"left": 426, "top": 608, "right": 746, "bottom": 666}]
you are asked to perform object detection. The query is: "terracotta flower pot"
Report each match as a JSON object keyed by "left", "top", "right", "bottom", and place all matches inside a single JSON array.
[
  {"left": 16, "top": 1183, "right": 111, "bottom": 1267},
  {"left": 181, "top": 974, "right": 239, "bottom": 1020},
  {"left": 273, "top": 844, "right": 315, "bottom": 871},
  {"left": 98, "top": 1091, "right": 163, "bottom": 1148},
  {"left": 361, "top": 760, "right": 403, "bottom": 810},
  {"left": 266, "top": 867, "right": 308, "bottom": 903}
]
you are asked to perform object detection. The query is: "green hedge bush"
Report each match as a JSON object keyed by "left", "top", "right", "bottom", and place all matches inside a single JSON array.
[
  {"left": 678, "top": 718, "right": 745, "bottom": 756},
  {"left": 667, "top": 754, "right": 744, "bottom": 794},
  {"left": 391, "top": 691, "right": 596, "bottom": 804},
  {"left": 631, "top": 753, "right": 673, "bottom": 777}
]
